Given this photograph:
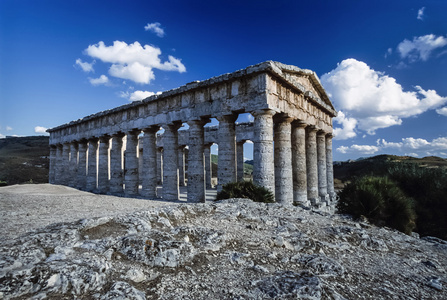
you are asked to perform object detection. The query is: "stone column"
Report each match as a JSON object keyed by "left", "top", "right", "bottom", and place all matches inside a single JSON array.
[
  {"left": 217, "top": 114, "right": 237, "bottom": 191},
  {"left": 157, "top": 148, "right": 163, "bottom": 185},
  {"left": 178, "top": 146, "right": 186, "bottom": 187},
  {"left": 187, "top": 120, "right": 207, "bottom": 202},
  {"left": 252, "top": 109, "right": 275, "bottom": 195},
  {"left": 55, "top": 144, "right": 63, "bottom": 185},
  {"left": 76, "top": 140, "right": 88, "bottom": 190},
  {"left": 317, "top": 131, "right": 328, "bottom": 203},
  {"left": 124, "top": 130, "right": 140, "bottom": 196},
  {"left": 86, "top": 138, "right": 98, "bottom": 192},
  {"left": 237, "top": 141, "right": 245, "bottom": 182},
  {"left": 204, "top": 144, "right": 212, "bottom": 188},
  {"left": 141, "top": 126, "right": 159, "bottom": 198},
  {"left": 98, "top": 135, "right": 110, "bottom": 194},
  {"left": 49, "top": 145, "right": 56, "bottom": 184},
  {"left": 326, "top": 134, "right": 335, "bottom": 201},
  {"left": 68, "top": 142, "right": 78, "bottom": 187},
  {"left": 61, "top": 143, "right": 70, "bottom": 186},
  {"left": 306, "top": 127, "right": 319, "bottom": 205},
  {"left": 274, "top": 116, "right": 293, "bottom": 205},
  {"left": 110, "top": 133, "right": 125, "bottom": 194},
  {"left": 163, "top": 123, "right": 181, "bottom": 201},
  {"left": 291, "top": 122, "right": 308, "bottom": 205}
]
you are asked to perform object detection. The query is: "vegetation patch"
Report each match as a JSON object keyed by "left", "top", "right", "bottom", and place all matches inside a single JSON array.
[{"left": 215, "top": 181, "right": 275, "bottom": 203}]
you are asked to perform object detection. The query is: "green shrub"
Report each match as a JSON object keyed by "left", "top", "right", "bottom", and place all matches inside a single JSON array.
[
  {"left": 0, "top": 180, "right": 7, "bottom": 187},
  {"left": 337, "top": 176, "right": 416, "bottom": 234},
  {"left": 216, "top": 181, "right": 275, "bottom": 203}
]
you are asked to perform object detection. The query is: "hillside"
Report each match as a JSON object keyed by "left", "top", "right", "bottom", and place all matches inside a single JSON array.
[{"left": 0, "top": 136, "right": 49, "bottom": 185}]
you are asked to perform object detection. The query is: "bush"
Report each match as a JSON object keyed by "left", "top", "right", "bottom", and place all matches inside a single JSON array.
[
  {"left": 337, "top": 176, "right": 416, "bottom": 234},
  {"left": 216, "top": 181, "right": 275, "bottom": 203}
]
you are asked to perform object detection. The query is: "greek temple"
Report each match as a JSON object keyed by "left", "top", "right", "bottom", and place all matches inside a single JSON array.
[{"left": 47, "top": 61, "right": 337, "bottom": 206}]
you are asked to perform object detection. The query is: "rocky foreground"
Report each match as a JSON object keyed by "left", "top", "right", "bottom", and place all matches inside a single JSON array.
[{"left": 0, "top": 199, "right": 446, "bottom": 299}]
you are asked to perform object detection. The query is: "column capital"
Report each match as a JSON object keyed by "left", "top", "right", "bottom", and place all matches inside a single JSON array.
[
  {"left": 187, "top": 118, "right": 209, "bottom": 127},
  {"left": 143, "top": 125, "right": 160, "bottom": 134},
  {"left": 306, "top": 125, "right": 318, "bottom": 133},
  {"left": 88, "top": 136, "right": 99, "bottom": 142},
  {"left": 99, "top": 135, "right": 111, "bottom": 143},
  {"left": 162, "top": 122, "right": 182, "bottom": 131},
  {"left": 291, "top": 120, "right": 307, "bottom": 129},
  {"left": 325, "top": 133, "right": 334, "bottom": 139},
  {"left": 251, "top": 109, "right": 276, "bottom": 117},
  {"left": 126, "top": 129, "right": 141, "bottom": 136},
  {"left": 317, "top": 130, "right": 327, "bottom": 137},
  {"left": 216, "top": 114, "right": 238, "bottom": 123},
  {"left": 273, "top": 113, "right": 293, "bottom": 124},
  {"left": 112, "top": 131, "right": 126, "bottom": 138}
]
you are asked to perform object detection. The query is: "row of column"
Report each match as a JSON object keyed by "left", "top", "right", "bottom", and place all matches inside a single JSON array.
[{"left": 49, "top": 109, "right": 335, "bottom": 206}]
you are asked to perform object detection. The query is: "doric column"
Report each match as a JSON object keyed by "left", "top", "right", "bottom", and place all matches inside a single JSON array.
[
  {"left": 306, "top": 127, "right": 319, "bottom": 205},
  {"left": 178, "top": 146, "right": 186, "bottom": 187},
  {"left": 326, "top": 134, "right": 335, "bottom": 201},
  {"left": 76, "top": 140, "right": 88, "bottom": 190},
  {"left": 237, "top": 141, "right": 245, "bottom": 182},
  {"left": 61, "top": 143, "right": 70, "bottom": 186},
  {"left": 187, "top": 120, "right": 207, "bottom": 202},
  {"left": 204, "top": 144, "right": 212, "bottom": 188},
  {"left": 68, "top": 142, "right": 78, "bottom": 187},
  {"left": 49, "top": 145, "right": 57, "bottom": 184},
  {"left": 86, "top": 138, "right": 98, "bottom": 192},
  {"left": 291, "top": 122, "right": 308, "bottom": 205},
  {"left": 141, "top": 126, "right": 159, "bottom": 198},
  {"left": 157, "top": 148, "right": 163, "bottom": 185},
  {"left": 252, "top": 109, "right": 275, "bottom": 195},
  {"left": 163, "top": 123, "right": 181, "bottom": 201},
  {"left": 274, "top": 115, "right": 293, "bottom": 205},
  {"left": 317, "top": 131, "right": 328, "bottom": 203},
  {"left": 97, "top": 135, "right": 110, "bottom": 194},
  {"left": 110, "top": 133, "right": 125, "bottom": 194},
  {"left": 217, "top": 114, "right": 237, "bottom": 191},
  {"left": 124, "top": 130, "right": 140, "bottom": 196},
  {"left": 55, "top": 144, "right": 63, "bottom": 184}
]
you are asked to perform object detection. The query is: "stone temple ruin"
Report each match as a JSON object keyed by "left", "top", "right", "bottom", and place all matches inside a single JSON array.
[{"left": 47, "top": 61, "right": 337, "bottom": 207}]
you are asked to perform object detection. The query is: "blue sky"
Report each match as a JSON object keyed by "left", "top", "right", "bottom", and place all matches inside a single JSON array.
[{"left": 1, "top": 0, "right": 446, "bottom": 161}]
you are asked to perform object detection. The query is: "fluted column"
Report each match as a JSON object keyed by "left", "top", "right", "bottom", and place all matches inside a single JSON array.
[
  {"left": 317, "top": 131, "right": 329, "bottom": 203},
  {"left": 141, "top": 126, "right": 159, "bottom": 198},
  {"left": 157, "top": 148, "right": 163, "bottom": 185},
  {"left": 76, "top": 140, "right": 88, "bottom": 190},
  {"left": 61, "top": 143, "right": 70, "bottom": 186},
  {"left": 68, "top": 142, "right": 78, "bottom": 187},
  {"left": 204, "top": 144, "right": 212, "bottom": 188},
  {"left": 292, "top": 122, "right": 308, "bottom": 205},
  {"left": 187, "top": 120, "right": 207, "bottom": 202},
  {"left": 163, "top": 123, "right": 181, "bottom": 201},
  {"left": 306, "top": 127, "right": 319, "bottom": 205},
  {"left": 274, "top": 116, "right": 293, "bottom": 205},
  {"left": 237, "top": 141, "right": 245, "bottom": 182},
  {"left": 49, "top": 145, "right": 56, "bottom": 184},
  {"left": 55, "top": 144, "right": 63, "bottom": 184},
  {"left": 98, "top": 135, "right": 110, "bottom": 194},
  {"left": 326, "top": 134, "right": 335, "bottom": 201},
  {"left": 253, "top": 109, "right": 275, "bottom": 195},
  {"left": 110, "top": 133, "right": 125, "bottom": 194},
  {"left": 178, "top": 146, "right": 186, "bottom": 187},
  {"left": 86, "top": 138, "right": 98, "bottom": 192},
  {"left": 124, "top": 130, "right": 140, "bottom": 196},
  {"left": 217, "top": 114, "right": 237, "bottom": 191}
]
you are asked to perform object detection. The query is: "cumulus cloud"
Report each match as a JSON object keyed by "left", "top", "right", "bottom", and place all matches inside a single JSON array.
[
  {"left": 397, "top": 34, "right": 447, "bottom": 62},
  {"left": 75, "top": 59, "right": 95, "bottom": 72},
  {"left": 378, "top": 137, "right": 447, "bottom": 154},
  {"left": 144, "top": 22, "right": 165, "bottom": 37},
  {"left": 84, "top": 41, "right": 185, "bottom": 84},
  {"left": 34, "top": 126, "right": 48, "bottom": 134},
  {"left": 89, "top": 75, "right": 109, "bottom": 86},
  {"left": 120, "top": 90, "right": 162, "bottom": 101},
  {"left": 6, "top": 126, "right": 13, "bottom": 131},
  {"left": 436, "top": 107, "right": 447, "bottom": 116},
  {"left": 417, "top": 7, "right": 425, "bottom": 20},
  {"left": 321, "top": 59, "right": 447, "bottom": 139},
  {"left": 336, "top": 144, "right": 379, "bottom": 155}
]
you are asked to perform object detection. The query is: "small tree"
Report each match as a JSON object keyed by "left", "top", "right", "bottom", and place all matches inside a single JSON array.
[
  {"left": 337, "top": 176, "right": 416, "bottom": 234},
  {"left": 216, "top": 181, "right": 275, "bottom": 203}
]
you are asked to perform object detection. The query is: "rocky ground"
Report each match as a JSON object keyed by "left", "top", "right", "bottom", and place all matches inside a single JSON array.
[{"left": 0, "top": 185, "right": 446, "bottom": 299}]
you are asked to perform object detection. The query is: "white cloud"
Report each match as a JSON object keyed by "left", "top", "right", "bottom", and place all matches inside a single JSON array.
[
  {"left": 417, "top": 7, "right": 425, "bottom": 20},
  {"left": 397, "top": 34, "right": 447, "bottom": 62},
  {"left": 378, "top": 137, "right": 447, "bottom": 154},
  {"left": 89, "top": 75, "right": 109, "bottom": 86},
  {"left": 34, "top": 126, "right": 48, "bottom": 134},
  {"left": 144, "top": 22, "right": 165, "bottom": 37},
  {"left": 84, "top": 41, "right": 185, "bottom": 84},
  {"left": 6, "top": 126, "right": 12, "bottom": 131},
  {"left": 120, "top": 90, "right": 162, "bottom": 101},
  {"left": 336, "top": 144, "right": 379, "bottom": 155},
  {"left": 75, "top": 59, "right": 95, "bottom": 72},
  {"left": 0, "top": 133, "right": 5, "bottom": 139},
  {"left": 436, "top": 107, "right": 447, "bottom": 116},
  {"left": 321, "top": 59, "right": 447, "bottom": 137}
]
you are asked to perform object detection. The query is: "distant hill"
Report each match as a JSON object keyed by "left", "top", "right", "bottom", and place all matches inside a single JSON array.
[{"left": 0, "top": 136, "right": 49, "bottom": 185}]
